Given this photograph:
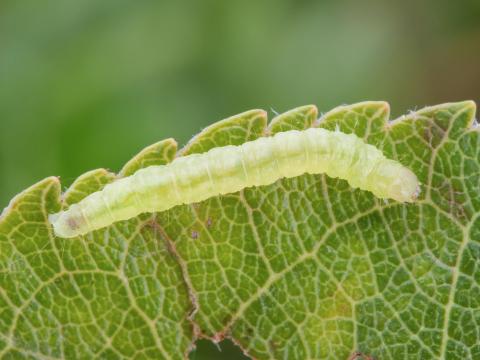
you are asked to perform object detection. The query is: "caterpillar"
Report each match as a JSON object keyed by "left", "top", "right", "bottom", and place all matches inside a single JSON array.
[{"left": 49, "top": 128, "right": 420, "bottom": 238}]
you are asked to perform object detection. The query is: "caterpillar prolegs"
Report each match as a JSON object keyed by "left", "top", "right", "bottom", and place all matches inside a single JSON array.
[{"left": 50, "top": 127, "right": 420, "bottom": 238}]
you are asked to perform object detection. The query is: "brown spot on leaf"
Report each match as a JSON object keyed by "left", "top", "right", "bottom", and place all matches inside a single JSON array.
[
  {"left": 268, "top": 340, "right": 280, "bottom": 351},
  {"left": 437, "top": 180, "right": 469, "bottom": 222},
  {"left": 422, "top": 121, "right": 446, "bottom": 149},
  {"left": 348, "top": 352, "right": 375, "bottom": 360}
]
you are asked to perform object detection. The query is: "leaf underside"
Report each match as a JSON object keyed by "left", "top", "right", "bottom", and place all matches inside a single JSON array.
[{"left": 0, "top": 101, "right": 479, "bottom": 360}]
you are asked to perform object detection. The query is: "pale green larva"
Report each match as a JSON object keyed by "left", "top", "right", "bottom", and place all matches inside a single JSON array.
[{"left": 49, "top": 128, "right": 420, "bottom": 238}]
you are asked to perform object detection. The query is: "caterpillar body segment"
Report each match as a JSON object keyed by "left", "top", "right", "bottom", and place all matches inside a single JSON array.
[{"left": 50, "top": 128, "right": 419, "bottom": 238}]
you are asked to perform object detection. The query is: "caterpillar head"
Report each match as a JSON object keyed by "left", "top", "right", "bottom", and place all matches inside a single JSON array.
[
  {"left": 49, "top": 204, "right": 87, "bottom": 238},
  {"left": 370, "top": 160, "right": 420, "bottom": 203}
]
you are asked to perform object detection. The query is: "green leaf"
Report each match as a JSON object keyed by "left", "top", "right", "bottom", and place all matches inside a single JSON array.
[{"left": 1, "top": 101, "right": 479, "bottom": 360}]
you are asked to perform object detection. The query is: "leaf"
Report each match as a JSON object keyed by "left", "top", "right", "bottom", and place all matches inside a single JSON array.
[{"left": 1, "top": 101, "right": 479, "bottom": 360}]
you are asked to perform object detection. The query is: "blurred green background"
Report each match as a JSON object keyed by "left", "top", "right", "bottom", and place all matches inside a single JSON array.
[{"left": 0, "top": 0, "right": 479, "bottom": 358}]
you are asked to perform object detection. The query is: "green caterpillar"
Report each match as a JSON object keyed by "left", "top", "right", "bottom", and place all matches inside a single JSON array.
[{"left": 50, "top": 127, "right": 419, "bottom": 238}]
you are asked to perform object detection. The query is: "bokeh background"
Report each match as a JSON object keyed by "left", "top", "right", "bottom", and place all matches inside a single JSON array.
[{"left": 1, "top": 0, "right": 479, "bottom": 358}]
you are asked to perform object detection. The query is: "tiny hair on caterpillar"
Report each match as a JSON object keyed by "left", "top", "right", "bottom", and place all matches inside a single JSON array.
[{"left": 49, "top": 115, "right": 420, "bottom": 238}]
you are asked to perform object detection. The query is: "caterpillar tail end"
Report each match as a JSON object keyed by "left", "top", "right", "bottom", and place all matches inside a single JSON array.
[{"left": 48, "top": 209, "right": 85, "bottom": 238}]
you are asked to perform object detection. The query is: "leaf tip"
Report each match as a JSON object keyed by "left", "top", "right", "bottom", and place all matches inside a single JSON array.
[
  {"left": 0, "top": 176, "right": 61, "bottom": 222},
  {"left": 119, "top": 138, "right": 178, "bottom": 177},
  {"left": 181, "top": 109, "right": 268, "bottom": 155}
]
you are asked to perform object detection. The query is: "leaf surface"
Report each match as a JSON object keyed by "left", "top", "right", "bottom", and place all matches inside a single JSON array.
[{"left": 0, "top": 101, "right": 479, "bottom": 360}]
